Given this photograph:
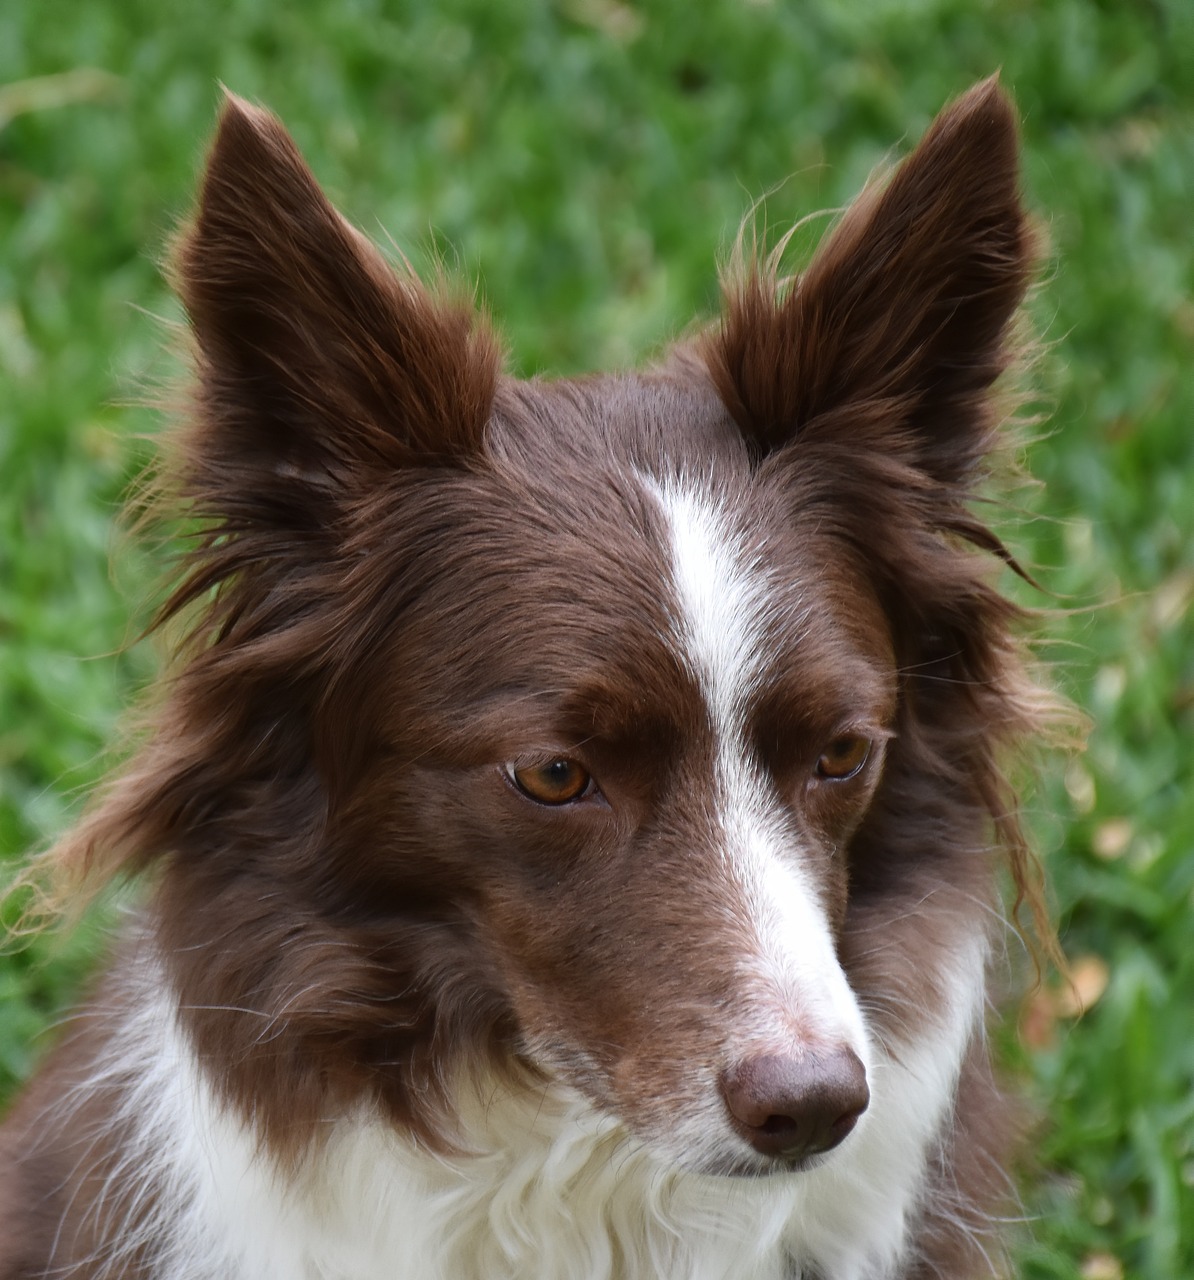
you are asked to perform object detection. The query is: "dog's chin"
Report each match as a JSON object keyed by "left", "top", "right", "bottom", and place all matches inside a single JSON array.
[
  {"left": 686, "top": 1147, "right": 833, "bottom": 1180},
  {"left": 638, "top": 1121, "right": 847, "bottom": 1180}
]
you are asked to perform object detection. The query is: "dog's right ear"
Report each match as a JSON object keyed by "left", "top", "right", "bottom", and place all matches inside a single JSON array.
[{"left": 172, "top": 93, "right": 499, "bottom": 516}]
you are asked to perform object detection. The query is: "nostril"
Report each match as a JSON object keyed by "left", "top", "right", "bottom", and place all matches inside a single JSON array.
[
  {"left": 759, "top": 1113, "right": 797, "bottom": 1136},
  {"left": 721, "top": 1048, "right": 869, "bottom": 1161}
]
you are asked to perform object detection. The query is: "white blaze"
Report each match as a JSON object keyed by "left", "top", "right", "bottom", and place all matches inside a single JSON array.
[{"left": 645, "top": 476, "right": 870, "bottom": 1060}]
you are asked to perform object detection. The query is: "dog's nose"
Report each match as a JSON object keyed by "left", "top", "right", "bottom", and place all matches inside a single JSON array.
[{"left": 720, "top": 1048, "right": 869, "bottom": 1160}]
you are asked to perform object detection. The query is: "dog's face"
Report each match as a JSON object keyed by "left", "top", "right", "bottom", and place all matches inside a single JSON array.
[
  {"left": 83, "top": 81, "right": 1039, "bottom": 1176},
  {"left": 336, "top": 378, "right": 897, "bottom": 1173}
]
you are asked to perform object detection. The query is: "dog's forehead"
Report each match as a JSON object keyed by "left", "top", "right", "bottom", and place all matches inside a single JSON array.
[
  {"left": 479, "top": 375, "right": 794, "bottom": 624},
  {"left": 386, "top": 372, "right": 893, "bottom": 736},
  {"left": 489, "top": 370, "right": 749, "bottom": 481},
  {"left": 483, "top": 372, "right": 869, "bottom": 613}
]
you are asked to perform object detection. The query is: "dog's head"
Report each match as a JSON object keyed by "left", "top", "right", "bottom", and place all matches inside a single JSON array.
[{"left": 58, "top": 80, "right": 1048, "bottom": 1177}]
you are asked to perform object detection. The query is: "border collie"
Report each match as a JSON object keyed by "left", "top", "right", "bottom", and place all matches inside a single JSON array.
[{"left": 0, "top": 77, "right": 1056, "bottom": 1279}]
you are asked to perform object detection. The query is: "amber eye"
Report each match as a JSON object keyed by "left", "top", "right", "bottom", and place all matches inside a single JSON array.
[
  {"left": 509, "top": 759, "right": 593, "bottom": 806},
  {"left": 816, "top": 735, "right": 871, "bottom": 781}
]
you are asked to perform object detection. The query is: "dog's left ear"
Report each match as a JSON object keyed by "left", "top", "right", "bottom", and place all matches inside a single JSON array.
[{"left": 704, "top": 77, "right": 1036, "bottom": 483}]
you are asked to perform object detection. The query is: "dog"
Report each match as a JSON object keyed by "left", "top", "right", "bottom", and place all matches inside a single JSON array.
[{"left": 0, "top": 77, "right": 1055, "bottom": 1279}]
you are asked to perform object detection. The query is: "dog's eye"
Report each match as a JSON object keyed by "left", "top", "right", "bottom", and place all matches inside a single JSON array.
[
  {"left": 509, "top": 759, "right": 593, "bottom": 805},
  {"left": 815, "top": 735, "right": 871, "bottom": 781}
]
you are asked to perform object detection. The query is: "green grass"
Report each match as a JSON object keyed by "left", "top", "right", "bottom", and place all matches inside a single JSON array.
[{"left": 2, "top": 1, "right": 1191, "bottom": 1274}]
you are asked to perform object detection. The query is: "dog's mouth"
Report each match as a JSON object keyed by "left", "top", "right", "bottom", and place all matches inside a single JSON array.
[
  {"left": 692, "top": 1103, "right": 867, "bottom": 1179},
  {"left": 698, "top": 1148, "right": 834, "bottom": 1179},
  {"left": 706, "top": 1110, "right": 866, "bottom": 1179}
]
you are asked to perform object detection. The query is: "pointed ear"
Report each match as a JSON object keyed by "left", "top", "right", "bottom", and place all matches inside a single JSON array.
[
  {"left": 172, "top": 93, "right": 499, "bottom": 502},
  {"left": 703, "top": 78, "right": 1037, "bottom": 483}
]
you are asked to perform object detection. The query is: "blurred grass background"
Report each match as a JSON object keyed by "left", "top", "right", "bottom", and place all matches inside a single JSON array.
[{"left": 1, "top": 1, "right": 1191, "bottom": 1275}]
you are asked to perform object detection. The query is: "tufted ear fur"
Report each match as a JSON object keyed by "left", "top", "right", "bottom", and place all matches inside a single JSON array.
[
  {"left": 703, "top": 77, "right": 1036, "bottom": 485},
  {"left": 173, "top": 92, "right": 500, "bottom": 517}
]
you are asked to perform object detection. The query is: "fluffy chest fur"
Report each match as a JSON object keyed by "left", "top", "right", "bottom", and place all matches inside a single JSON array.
[{"left": 0, "top": 78, "right": 1055, "bottom": 1280}]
